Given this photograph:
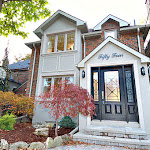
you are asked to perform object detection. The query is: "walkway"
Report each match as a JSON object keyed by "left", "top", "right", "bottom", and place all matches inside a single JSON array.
[{"left": 48, "top": 144, "right": 130, "bottom": 150}]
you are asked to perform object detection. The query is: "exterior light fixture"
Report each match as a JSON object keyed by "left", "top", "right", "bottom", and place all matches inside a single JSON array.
[
  {"left": 82, "top": 70, "right": 85, "bottom": 78},
  {"left": 148, "top": 65, "right": 150, "bottom": 76},
  {"left": 141, "top": 66, "right": 145, "bottom": 76}
]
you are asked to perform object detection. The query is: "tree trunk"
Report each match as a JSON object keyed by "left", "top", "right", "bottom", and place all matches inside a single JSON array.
[{"left": 55, "top": 119, "right": 58, "bottom": 137}]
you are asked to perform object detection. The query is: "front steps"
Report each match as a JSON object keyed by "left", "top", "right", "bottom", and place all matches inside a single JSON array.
[
  {"left": 91, "top": 120, "right": 140, "bottom": 128},
  {"left": 73, "top": 125, "right": 150, "bottom": 149}
]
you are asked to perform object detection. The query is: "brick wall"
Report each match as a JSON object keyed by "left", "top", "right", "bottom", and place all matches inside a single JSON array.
[
  {"left": 84, "top": 19, "right": 145, "bottom": 57},
  {"left": 11, "top": 70, "right": 29, "bottom": 84},
  {"left": 26, "top": 46, "right": 40, "bottom": 98}
]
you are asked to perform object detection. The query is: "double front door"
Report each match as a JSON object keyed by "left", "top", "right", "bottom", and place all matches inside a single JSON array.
[{"left": 91, "top": 65, "right": 138, "bottom": 122}]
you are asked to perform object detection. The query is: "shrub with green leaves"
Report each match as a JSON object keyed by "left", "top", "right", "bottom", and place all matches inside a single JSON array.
[
  {"left": 0, "top": 113, "right": 16, "bottom": 130},
  {"left": 59, "top": 116, "right": 76, "bottom": 129}
]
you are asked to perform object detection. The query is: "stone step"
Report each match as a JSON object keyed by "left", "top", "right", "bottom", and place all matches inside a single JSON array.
[
  {"left": 73, "top": 132, "right": 150, "bottom": 149},
  {"left": 91, "top": 120, "right": 140, "bottom": 128},
  {"left": 83, "top": 125, "right": 149, "bottom": 140}
]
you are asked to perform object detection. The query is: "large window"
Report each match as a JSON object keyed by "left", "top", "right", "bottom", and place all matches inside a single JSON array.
[
  {"left": 67, "top": 33, "right": 74, "bottom": 51},
  {"left": 57, "top": 34, "right": 65, "bottom": 52},
  {"left": 43, "top": 76, "right": 74, "bottom": 92},
  {"left": 47, "top": 32, "right": 75, "bottom": 53},
  {"left": 47, "top": 36, "right": 55, "bottom": 53}
]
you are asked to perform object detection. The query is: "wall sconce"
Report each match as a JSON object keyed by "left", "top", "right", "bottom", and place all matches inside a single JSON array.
[
  {"left": 141, "top": 66, "right": 145, "bottom": 76},
  {"left": 82, "top": 70, "right": 85, "bottom": 78}
]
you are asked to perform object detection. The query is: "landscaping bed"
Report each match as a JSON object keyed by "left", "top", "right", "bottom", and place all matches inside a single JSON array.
[{"left": 0, "top": 123, "right": 72, "bottom": 144}]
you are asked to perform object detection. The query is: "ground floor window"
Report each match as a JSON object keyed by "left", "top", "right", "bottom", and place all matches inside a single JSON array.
[{"left": 43, "top": 76, "right": 74, "bottom": 92}]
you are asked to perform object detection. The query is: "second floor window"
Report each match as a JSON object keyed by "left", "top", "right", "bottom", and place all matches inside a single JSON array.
[
  {"left": 47, "top": 32, "right": 75, "bottom": 53},
  {"left": 104, "top": 30, "right": 117, "bottom": 39}
]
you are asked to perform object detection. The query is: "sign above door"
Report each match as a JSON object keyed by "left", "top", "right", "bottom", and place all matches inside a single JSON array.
[{"left": 98, "top": 53, "right": 123, "bottom": 60}]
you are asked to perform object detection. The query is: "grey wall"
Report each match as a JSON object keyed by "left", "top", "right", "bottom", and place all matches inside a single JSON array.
[{"left": 33, "top": 17, "right": 82, "bottom": 124}]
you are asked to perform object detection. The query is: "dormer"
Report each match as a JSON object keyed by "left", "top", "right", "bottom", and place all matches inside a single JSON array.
[
  {"left": 94, "top": 14, "right": 129, "bottom": 31},
  {"left": 93, "top": 15, "right": 129, "bottom": 40}
]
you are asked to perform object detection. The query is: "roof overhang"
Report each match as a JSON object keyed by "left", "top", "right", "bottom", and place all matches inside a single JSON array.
[
  {"left": 94, "top": 14, "right": 129, "bottom": 31},
  {"left": 78, "top": 37, "right": 150, "bottom": 68},
  {"left": 34, "top": 10, "right": 88, "bottom": 39},
  {"left": 25, "top": 41, "right": 41, "bottom": 49}
]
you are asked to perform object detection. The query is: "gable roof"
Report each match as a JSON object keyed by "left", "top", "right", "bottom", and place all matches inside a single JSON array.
[
  {"left": 78, "top": 37, "right": 150, "bottom": 67},
  {"left": 9, "top": 59, "right": 30, "bottom": 70},
  {"left": 94, "top": 14, "right": 129, "bottom": 31},
  {"left": 34, "top": 10, "right": 88, "bottom": 38}
]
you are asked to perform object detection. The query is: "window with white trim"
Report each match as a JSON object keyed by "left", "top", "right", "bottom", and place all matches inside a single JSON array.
[
  {"left": 43, "top": 76, "right": 74, "bottom": 92},
  {"left": 104, "top": 30, "right": 117, "bottom": 39},
  {"left": 47, "top": 32, "right": 75, "bottom": 53}
]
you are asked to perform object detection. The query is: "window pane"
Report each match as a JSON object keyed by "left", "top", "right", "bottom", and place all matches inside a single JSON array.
[
  {"left": 93, "top": 72, "right": 99, "bottom": 101},
  {"left": 105, "top": 30, "right": 115, "bottom": 39},
  {"left": 54, "top": 77, "right": 62, "bottom": 85},
  {"left": 67, "top": 33, "right": 74, "bottom": 50},
  {"left": 125, "top": 70, "right": 134, "bottom": 102},
  {"left": 104, "top": 71, "right": 120, "bottom": 102},
  {"left": 57, "top": 34, "right": 65, "bottom": 52},
  {"left": 48, "top": 36, "right": 55, "bottom": 53},
  {"left": 43, "top": 78, "right": 52, "bottom": 92},
  {"left": 65, "top": 76, "right": 74, "bottom": 84}
]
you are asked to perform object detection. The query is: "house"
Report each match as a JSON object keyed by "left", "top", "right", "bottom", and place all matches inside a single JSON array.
[
  {"left": 25, "top": 10, "right": 150, "bottom": 148},
  {"left": 8, "top": 59, "right": 30, "bottom": 95}
]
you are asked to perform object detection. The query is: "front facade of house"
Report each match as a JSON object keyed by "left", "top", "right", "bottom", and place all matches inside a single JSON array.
[{"left": 26, "top": 10, "right": 150, "bottom": 146}]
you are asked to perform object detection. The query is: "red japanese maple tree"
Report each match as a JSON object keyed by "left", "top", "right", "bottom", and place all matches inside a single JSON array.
[{"left": 38, "top": 80, "right": 95, "bottom": 136}]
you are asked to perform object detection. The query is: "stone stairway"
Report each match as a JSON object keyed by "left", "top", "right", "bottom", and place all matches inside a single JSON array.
[{"left": 73, "top": 124, "right": 150, "bottom": 149}]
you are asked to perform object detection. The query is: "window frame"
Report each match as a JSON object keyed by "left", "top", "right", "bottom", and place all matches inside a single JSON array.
[
  {"left": 46, "top": 31, "right": 75, "bottom": 53},
  {"left": 42, "top": 75, "right": 74, "bottom": 93},
  {"left": 104, "top": 29, "right": 117, "bottom": 39}
]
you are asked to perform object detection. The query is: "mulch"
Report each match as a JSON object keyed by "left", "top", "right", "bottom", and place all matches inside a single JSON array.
[{"left": 0, "top": 123, "right": 72, "bottom": 144}]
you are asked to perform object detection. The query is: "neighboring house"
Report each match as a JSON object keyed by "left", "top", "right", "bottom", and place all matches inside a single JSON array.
[
  {"left": 26, "top": 10, "right": 150, "bottom": 148},
  {"left": 8, "top": 59, "right": 30, "bottom": 95}
]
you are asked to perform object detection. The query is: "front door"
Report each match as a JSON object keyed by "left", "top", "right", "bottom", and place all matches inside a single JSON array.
[{"left": 91, "top": 65, "right": 138, "bottom": 122}]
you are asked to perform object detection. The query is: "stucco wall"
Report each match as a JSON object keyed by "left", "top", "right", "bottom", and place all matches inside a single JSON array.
[{"left": 32, "top": 17, "right": 82, "bottom": 124}]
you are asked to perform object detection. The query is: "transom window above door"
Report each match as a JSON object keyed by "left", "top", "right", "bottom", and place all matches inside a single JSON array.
[{"left": 47, "top": 32, "right": 75, "bottom": 53}]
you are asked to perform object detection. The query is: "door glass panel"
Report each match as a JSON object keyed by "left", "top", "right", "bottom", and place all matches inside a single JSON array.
[
  {"left": 104, "top": 71, "right": 120, "bottom": 102},
  {"left": 125, "top": 70, "right": 134, "bottom": 102},
  {"left": 93, "top": 72, "right": 99, "bottom": 101}
]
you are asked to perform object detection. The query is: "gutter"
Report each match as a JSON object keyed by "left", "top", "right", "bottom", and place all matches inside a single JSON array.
[
  {"left": 137, "top": 28, "right": 142, "bottom": 53},
  {"left": 82, "top": 35, "right": 86, "bottom": 58},
  {"left": 29, "top": 44, "right": 37, "bottom": 98}
]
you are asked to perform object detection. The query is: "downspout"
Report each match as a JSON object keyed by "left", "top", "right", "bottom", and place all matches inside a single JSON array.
[
  {"left": 82, "top": 35, "right": 86, "bottom": 58},
  {"left": 137, "top": 28, "right": 142, "bottom": 53},
  {"left": 29, "top": 43, "right": 36, "bottom": 98}
]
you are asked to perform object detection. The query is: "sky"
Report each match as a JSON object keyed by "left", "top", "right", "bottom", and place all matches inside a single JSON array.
[{"left": 0, "top": 0, "right": 148, "bottom": 65}]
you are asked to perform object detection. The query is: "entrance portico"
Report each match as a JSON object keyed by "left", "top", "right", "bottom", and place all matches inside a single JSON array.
[{"left": 77, "top": 37, "right": 150, "bottom": 133}]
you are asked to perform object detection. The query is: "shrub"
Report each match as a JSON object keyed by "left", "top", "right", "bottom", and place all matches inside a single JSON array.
[
  {"left": 59, "top": 116, "right": 76, "bottom": 129},
  {"left": 0, "top": 113, "right": 16, "bottom": 130}
]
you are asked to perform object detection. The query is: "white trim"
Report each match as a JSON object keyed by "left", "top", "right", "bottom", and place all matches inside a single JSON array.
[
  {"left": 78, "top": 37, "right": 150, "bottom": 68},
  {"left": 94, "top": 14, "right": 129, "bottom": 30},
  {"left": 104, "top": 29, "right": 117, "bottom": 39},
  {"left": 85, "top": 60, "right": 145, "bottom": 130},
  {"left": 34, "top": 10, "right": 86, "bottom": 35}
]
